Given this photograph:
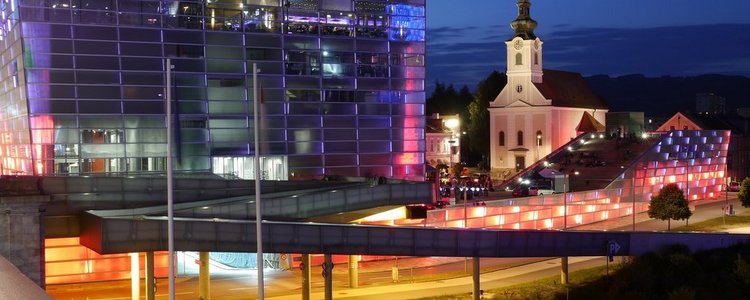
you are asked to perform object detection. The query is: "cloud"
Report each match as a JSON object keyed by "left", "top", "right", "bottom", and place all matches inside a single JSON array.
[{"left": 427, "top": 24, "right": 750, "bottom": 91}]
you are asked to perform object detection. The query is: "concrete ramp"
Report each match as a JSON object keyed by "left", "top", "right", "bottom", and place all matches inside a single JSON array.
[{"left": 0, "top": 255, "right": 51, "bottom": 299}]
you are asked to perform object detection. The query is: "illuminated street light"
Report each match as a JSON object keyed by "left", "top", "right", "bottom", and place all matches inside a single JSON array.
[{"left": 444, "top": 117, "right": 460, "bottom": 179}]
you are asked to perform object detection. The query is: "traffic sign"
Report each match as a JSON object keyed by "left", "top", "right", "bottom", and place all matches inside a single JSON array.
[{"left": 607, "top": 240, "right": 621, "bottom": 262}]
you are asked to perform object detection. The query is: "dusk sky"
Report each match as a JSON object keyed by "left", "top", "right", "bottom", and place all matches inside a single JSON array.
[{"left": 426, "top": 0, "right": 750, "bottom": 90}]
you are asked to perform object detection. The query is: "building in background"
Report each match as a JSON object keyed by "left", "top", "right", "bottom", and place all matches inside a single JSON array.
[
  {"left": 606, "top": 112, "right": 645, "bottom": 138},
  {"left": 695, "top": 93, "right": 726, "bottom": 115},
  {"left": 0, "top": 0, "right": 426, "bottom": 181},
  {"left": 425, "top": 113, "right": 459, "bottom": 175}
]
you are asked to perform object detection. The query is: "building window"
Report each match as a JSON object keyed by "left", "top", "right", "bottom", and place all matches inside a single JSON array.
[
  {"left": 499, "top": 131, "right": 505, "bottom": 146},
  {"left": 536, "top": 130, "right": 542, "bottom": 146},
  {"left": 534, "top": 53, "right": 539, "bottom": 65},
  {"left": 515, "top": 53, "right": 522, "bottom": 65},
  {"left": 517, "top": 130, "right": 524, "bottom": 146}
]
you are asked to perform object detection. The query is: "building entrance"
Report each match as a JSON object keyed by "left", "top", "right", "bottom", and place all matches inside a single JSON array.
[{"left": 515, "top": 156, "right": 526, "bottom": 172}]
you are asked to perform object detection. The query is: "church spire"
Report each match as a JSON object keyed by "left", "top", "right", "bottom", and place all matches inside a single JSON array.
[{"left": 510, "top": 0, "right": 538, "bottom": 40}]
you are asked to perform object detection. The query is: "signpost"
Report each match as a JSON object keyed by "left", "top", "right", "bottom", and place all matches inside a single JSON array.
[
  {"left": 607, "top": 240, "right": 621, "bottom": 262},
  {"left": 606, "top": 240, "right": 621, "bottom": 277}
]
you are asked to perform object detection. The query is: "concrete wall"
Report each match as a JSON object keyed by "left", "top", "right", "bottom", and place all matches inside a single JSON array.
[{"left": 0, "top": 195, "right": 49, "bottom": 287}]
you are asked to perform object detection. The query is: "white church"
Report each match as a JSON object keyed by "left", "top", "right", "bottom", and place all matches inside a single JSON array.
[{"left": 489, "top": 0, "right": 609, "bottom": 177}]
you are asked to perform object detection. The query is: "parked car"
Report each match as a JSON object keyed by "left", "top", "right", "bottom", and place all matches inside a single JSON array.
[
  {"left": 529, "top": 186, "right": 556, "bottom": 196},
  {"left": 512, "top": 186, "right": 530, "bottom": 197},
  {"left": 728, "top": 181, "right": 741, "bottom": 192}
]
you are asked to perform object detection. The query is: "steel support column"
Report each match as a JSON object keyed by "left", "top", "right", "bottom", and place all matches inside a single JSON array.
[
  {"left": 301, "top": 254, "right": 311, "bottom": 300},
  {"left": 129, "top": 253, "right": 140, "bottom": 300},
  {"left": 199, "top": 251, "right": 210, "bottom": 300},
  {"left": 324, "top": 254, "right": 333, "bottom": 300},
  {"left": 472, "top": 257, "right": 480, "bottom": 300},
  {"left": 146, "top": 252, "right": 155, "bottom": 300},
  {"left": 348, "top": 255, "right": 358, "bottom": 288},
  {"left": 561, "top": 256, "right": 569, "bottom": 285}
]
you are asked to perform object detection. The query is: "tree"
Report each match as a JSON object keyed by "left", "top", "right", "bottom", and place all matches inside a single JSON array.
[
  {"left": 738, "top": 177, "right": 750, "bottom": 207},
  {"left": 647, "top": 183, "right": 692, "bottom": 230},
  {"left": 466, "top": 71, "right": 507, "bottom": 166}
]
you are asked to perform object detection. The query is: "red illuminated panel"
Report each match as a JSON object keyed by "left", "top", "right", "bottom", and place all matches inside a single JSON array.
[{"left": 29, "top": 115, "right": 54, "bottom": 175}]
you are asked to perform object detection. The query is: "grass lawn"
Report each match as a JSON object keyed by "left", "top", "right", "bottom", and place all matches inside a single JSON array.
[{"left": 674, "top": 210, "right": 750, "bottom": 232}]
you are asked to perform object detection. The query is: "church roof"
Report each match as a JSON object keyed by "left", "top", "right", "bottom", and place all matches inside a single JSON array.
[
  {"left": 576, "top": 111, "right": 605, "bottom": 132},
  {"left": 533, "top": 70, "right": 610, "bottom": 110}
]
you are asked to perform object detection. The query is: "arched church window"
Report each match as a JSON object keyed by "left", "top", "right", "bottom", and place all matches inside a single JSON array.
[
  {"left": 515, "top": 53, "right": 522, "bottom": 65},
  {"left": 536, "top": 130, "right": 542, "bottom": 146},
  {"left": 517, "top": 130, "right": 524, "bottom": 146},
  {"left": 499, "top": 131, "right": 505, "bottom": 146},
  {"left": 534, "top": 53, "right": 539, "bottom": 65}
]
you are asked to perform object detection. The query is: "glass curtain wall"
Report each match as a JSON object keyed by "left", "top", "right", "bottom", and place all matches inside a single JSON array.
[{"left": 8, "top": 0, "right": 425, "bottom": 180}]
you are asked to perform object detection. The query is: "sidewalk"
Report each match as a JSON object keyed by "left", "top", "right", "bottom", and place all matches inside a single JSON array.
[{"left": 574, "top": 193, "right": 746, "bottom": 231}]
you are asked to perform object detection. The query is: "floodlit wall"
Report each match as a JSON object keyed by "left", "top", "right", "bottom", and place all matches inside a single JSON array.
[
  {"left": 389, "top": 130, "right": 730, "bottom": 230},
  {"left": 45, "top": 237, "right": 170, "bottom": 285}
]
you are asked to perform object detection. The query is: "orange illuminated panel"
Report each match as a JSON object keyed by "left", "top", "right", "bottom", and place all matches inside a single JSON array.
[{"left": 45, "top": 237, "right": 170, "bottom": 285}]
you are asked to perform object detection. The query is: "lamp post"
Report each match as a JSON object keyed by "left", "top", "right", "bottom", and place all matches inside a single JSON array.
[
  {"left": 632, "top": 169, "right": 636, "bottom": 231},
  {"left": 561, "top": 170, "right": 577, "bottom": 286},
  {"left": 445, "top": 117, "right": 460, "bottom": 178},
  {"left": 536, "top": 133, "right": 542, "bottom": 162},
  {"left": 253, "top": 63, "right": 265, "bottom": 299},
  {"left": 165, "top": 58, "right": 175, "bottom": 300},
  {"left": 724, "top": 177, "right": 729, "bottom": 224},
  {"left": 445, "top": 117, "right": 460, "bottom": 200}
]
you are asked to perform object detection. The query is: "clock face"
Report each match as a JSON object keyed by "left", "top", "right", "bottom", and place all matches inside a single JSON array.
[{"left": 513, "top": 39, "right": 523, "bottom": 50}]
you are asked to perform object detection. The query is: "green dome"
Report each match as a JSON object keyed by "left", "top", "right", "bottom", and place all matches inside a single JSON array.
[{"left": 510, "top": 0, "right": 538, "bottom": 40}]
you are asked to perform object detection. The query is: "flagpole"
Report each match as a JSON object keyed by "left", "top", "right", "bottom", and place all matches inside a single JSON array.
[
  {"left": 165, "top": 58, "right": 176, "bottom": 300},
  {"left": 253, "top": 63, "right": 265, "bottom": 299}
]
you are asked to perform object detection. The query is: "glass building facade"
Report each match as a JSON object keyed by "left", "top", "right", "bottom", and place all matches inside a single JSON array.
[{"left": 0, "top": 0, "right": 426, "bottom": 180}]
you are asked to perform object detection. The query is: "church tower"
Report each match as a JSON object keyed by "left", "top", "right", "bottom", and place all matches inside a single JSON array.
[
  {"left": 488, "top": 0, "right": 609, "bottom": 178},
  {"left": 500, "top": 0, "right": 545, "bottom": 107},
  {"left": 508, "top": 0, "right": 543, "bottom": 83}
]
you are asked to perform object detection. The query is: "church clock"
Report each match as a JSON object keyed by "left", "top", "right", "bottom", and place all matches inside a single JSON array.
[{"left": 513, "top": 39, "right": 523, "bottom": 50}]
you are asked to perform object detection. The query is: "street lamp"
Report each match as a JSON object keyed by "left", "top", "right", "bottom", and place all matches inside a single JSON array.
[
  {"left": 536, "top": 133, "right": 542, "bottom": 161},
  {"left": 444, "top": 117, "right": 460, "bottom": 179},
  {"left": 724, "top": 176, "right": 730, "bottom": 224},
  {"left": 561, "top": 170, "right": 577, "bottom": 286}
]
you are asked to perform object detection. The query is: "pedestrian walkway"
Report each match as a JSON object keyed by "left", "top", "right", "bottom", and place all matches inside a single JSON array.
[{"left": 574, "top": 193, "right": 746, "bottom": 232}]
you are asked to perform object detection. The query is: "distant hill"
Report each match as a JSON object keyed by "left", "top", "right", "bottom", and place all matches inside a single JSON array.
[{"left": 584, "top": 74, "right": 750, "bottom": 117}]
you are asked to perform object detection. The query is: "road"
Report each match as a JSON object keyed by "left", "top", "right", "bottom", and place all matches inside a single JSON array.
[{"left": 47, "top": 193, "right": 746, "bottom": 300}]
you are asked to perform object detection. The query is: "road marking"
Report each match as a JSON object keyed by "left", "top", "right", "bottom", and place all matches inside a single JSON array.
[
  {"left": 369, "top": 276, "right": 392, "bottom": 280},
  {"left": 91, "top": 292, "right": 193, "bottom": 300}
]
